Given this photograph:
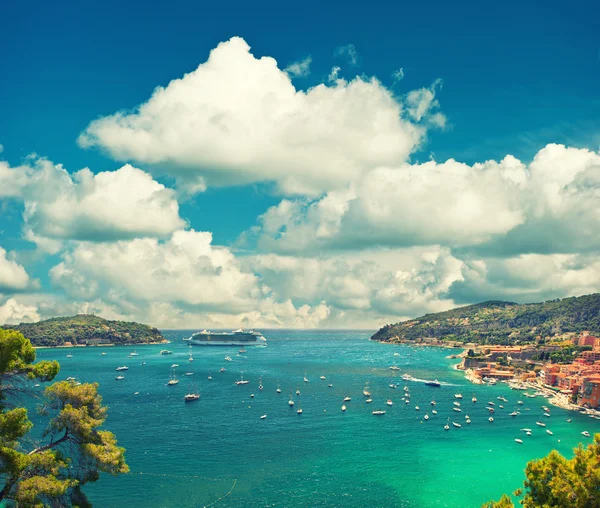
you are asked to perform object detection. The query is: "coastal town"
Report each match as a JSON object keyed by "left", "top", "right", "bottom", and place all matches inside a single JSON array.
[{"left": 440, "top": 332, "right": 600, "bottom": 413}]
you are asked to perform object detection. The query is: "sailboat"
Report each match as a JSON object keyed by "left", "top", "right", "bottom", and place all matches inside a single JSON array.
[
  {"left": 444, "top": 418, "right": 450, "bottom": 430},
  {"left": 363, "top": 384, "right": 371, "bottom": 397},
  {"left": 304, "top": 372, "right": 309, "bottom": 383},
  {"left": 276, "top": 381, "right": 282, "bottom": 393},
  {"left": 235, "top": 373, "right": 250, "bottom": 385},
  {"left": 188, "top": 352, "right": 194, "bottom": 362},
  {"left": 258, "top": 377, "right": 264, "bottom": 390},
  {"left": 288, "top": 391, "right": 294, "bottom": 407},
  {"left": 184, "top": 383, "right": 200, "bottom": 402},
  {"left": 167, "top": 368, "right": 179, "bottom": 386}
]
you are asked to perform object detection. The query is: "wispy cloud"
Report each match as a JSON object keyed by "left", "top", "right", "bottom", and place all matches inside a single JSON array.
[
  {"left": 284, "top": 56, "right": 312, "bottom": 78},
  {"left": 334, "top": 44, "right": 359, "bottom": 65},
  {"left": 392, "top": 68, "right": 404, "bottom": 83}
]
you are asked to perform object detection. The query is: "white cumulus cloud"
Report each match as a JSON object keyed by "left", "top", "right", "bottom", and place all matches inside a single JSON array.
[
  {"left": 0, "top": 297, "right": 39, "bottom": 325},
  {"left": 0, "top": 247, "right": 31, "bottom": 292},
  {"left": 78, "top": 37, "right": 442, "bottom": 196}
]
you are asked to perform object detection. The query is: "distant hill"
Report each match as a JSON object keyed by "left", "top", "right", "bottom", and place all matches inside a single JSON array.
[
  {"left": 2, "top": 314, "right": 165, "bottom": 347},
  {"left": 371, "top": 294, "right": 600, "bottom": 345}
]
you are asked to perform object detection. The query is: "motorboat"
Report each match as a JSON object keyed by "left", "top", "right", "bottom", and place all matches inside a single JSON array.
[
  {"left": 425, "top": 379, "right": 441, "bottom": 387},
  {"left": 66, "top": 354, "right": 73, "bottom": 358},
  {"left": 432, "top": 409, "right": 438, "bottom": 415},
  {"left": 224, "top": 356, "right": 232, "bottom": 362},
  {"left": 453, "top": 401, "right": 461, "bottom": 407},
  {"left": 365, "top": 398, "right": 373, "bottom": 403},
  {"left": 489, "top": 417, "right": 494, "bottom": 422},
  {"left": 387, "top": 400, "right": 393, "bottom": 406},
  {"left": 115, "top": 366, "right": 129, "bottom": 371},
  {"left": 389, "top": 366, "right": 401, "bottom": 371},
  {"left": 515, "top": 439, "right": 523, "bottom": 444},
  {"left": 159, "top": 350, "right": 172, "bottom": 355},
  {"left": 509, "top": 411, "right": 518, "bottom": 417},
  {"left": 472, "top": 396, "right": 477, "bottom": 403},
  {"left": 185, "top": 372, "right": 194, "bottom": 376},
  {"left": 536, "top": 421, "right": 546, "bottom": 427},
  {"left": 415, "top": 406, "right": 420, "bottom": 411},
  {"left": 219, "top": 367, "right": 226, "bottom": 373},
  {"left": 453, "top": 407, "right": 462, "bottom": 412},
  {"left": 343, "top": 396, "right": 351, "bottom": 402},
  {"left": 372, "top": 410, "right": 386, "bottom": 415},
  {"left": 115, "top": 375, "right": 125, "bottom": 380},
  {"left": 171, "top": 364, "right": 179, "bottom": 368},
  {"left": 444, "top": 418, "right": 450, "bottom": 430},
  {"left": 320, "top": 375, "right": 326, "bottom": 380},
  {"left": 431, "top": 400, "right": 436, "bottom": 406},
  {"left": 296, "top": 389, "right": 301, "bottom": 396},
  {"left": 424, "top": 414, "right": 429, "bottom": 420},
  {"left": 260, "top": 415, "right": 267, "bottom": 419},
  {"left": 454, "top": 394, "right": 463, "bottom": 399},
  {"left": 546, "top": 429, "right": 553, "bottom": 435},
  {"left": 184, "top": 393, "right": 200, "bottom": 402},
  {"left": 341, "top": 405, "right": 347, "bottom": 411},
  {"left": 582, "top": 431, "right": 591, "bottom": 437},
  {"left": 452, "top": 422, "right": 462, "bottom": 428}
]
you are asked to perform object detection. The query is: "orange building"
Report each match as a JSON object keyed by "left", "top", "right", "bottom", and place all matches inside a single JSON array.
[
  {"left": 578, "top": 334, "right": 599, "bottom": 347},
  {"left": 581, "top": 349, "right": 600, "bottom": 362},
  {"left": 579, "top": 375, "right": 600, "bottom": 409}
]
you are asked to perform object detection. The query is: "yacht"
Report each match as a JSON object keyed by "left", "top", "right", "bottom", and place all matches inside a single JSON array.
[
  {"left": 235, "top": 374, "right": 250, "bottom": 385},
  {"left": 454, "top": 393, "right": 463, "bottom": 399},
  {"left": 115, "top": 375, "right": 125, "bottom": 380},
  {"left": 160, "top": 350, "right": 172, "bottom": 355},
  {"left": 453, "top": 407, "right": 462, "bottom": 412},
  {"left": 130, "top": 351, "right": 139, "bottom": 357},
  {"left": 488, "top": 401, "right": 495, "bottom": 406},
  {"left": 401, "top": 373, "right": 413, "bottom": 380},
  {"left": 171, "top": 364, "right": 179, "bottom": 368},
  {"left": 185, "top": 372, "right": 194, "bottom": 376},
  {"left": 389, "top": 366, "right": 401, "bottom": 371},
  {"left": 372, "top": 410, "right": 386, "bottom": 415},
  {"left": 582, "top": 431, "right": 591, "bottom": 437},
  {"left": 189, "top": 329, "right": 267, "bottom": 347},
  {"left": 425, "top": 379, "right": 441, "bottom": 387},
  {"left": 184, "top": 393, "right": 200, "bottom": 402},
  {"left": 167, "top": 370, "right": 179, "bottom": 386},
  {"left": 363, "top": 387, "right": 371, "bottom": 397},
  {"left": 453, "top": 401, "right": 461, "bottom": 407},
  {"left": 115, "top": 366, "right": 129, "bottom": 372}
]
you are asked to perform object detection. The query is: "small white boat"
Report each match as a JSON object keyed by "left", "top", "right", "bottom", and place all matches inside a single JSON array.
[
  {"left": 453, "top": 408, "right": 462, "bottom": 412},
  {"left": 66, "top": 377, "right": 76, "bottom": 381},
  {"left": 100, "top": 352, "right": 106, "bottom": 356},
  {"left": 276, "top": 386, "right": 281, "bottom": 393},
  {"left": 250, "top": 394, "right": 254, "bottom": 398},
  {"left": 488, "top": 401, "right": 495, "bottom": 406},
  {"left": 546, "top": 429, "right": 553, "bottom": 435},
  {"left": 66, "top": 354, "right": 73, "bottom": 358},
  {"left": 372, "top": 410, "right": 386, "bottom": 415},
  {"left": 185, "top": 372, "right": 194, "bottom": 376},
  {"left": 239, "top": 349, "right": 247, "bottom": 353},
  {"left": 389, "top": 366, "right": 401, "bottom": 371},
  {"left": 208, "top": 375, "right": 213, "bottom": 380},
  {"left": 489, "top": 417, "right": 494, "bottom": 422},
  {"left": 184, "top": 393, "right": 200, "bottom": 402},
  {"left": 296, "top": 390, "right": 301, "bottom": 396},
  {"left": 34, "top": 383, "right": 40, "bottom": 387},
  {"left": 219, "top": 367, "right": 226, "bottom": 373},
  {"left": 171, "top": 364, "right": 179, "bottom": 368},
  {"left": 465, "top": 415, "right": 470, "bottom": 419},
  {"left": 160, "top": 350, "right": 172, "bottom": 355},
  {"left": 526, "top": 431, "right": 532, "bottom": 436},
  {"left": 432, "top": 410, "right": 438, "bottom": 415},
  {"left": 521, "top": 428, "right": 532, "bottom": 432},
  {"left": 466, "top": 419, "right": 471, "bottom": 424},
  {"left": 134, "top": 391, "right": 139, "bottom": 395},
  {"left": 320, "top": 375, "right": 326, "bottom": 380},
  {"left": 536, "top": 421, "right": 546, "bottom": 427},
  {"left": 424, "top": 414, "right": 429, "bottom": 420},
  {"left": 452, "top": 422, "right": 461, "bottom": 428},
  {"left": 115, "top": 375, "right": 125, "bottom": 380},
  {"left": 472, "top": 396, "right": 477, "bottom": 403},
  {"left": 415, "top": 406, "right": 420, "bottom": 411},
  {"left": 389, "top": 384, "right": 397, "bottom": 389},
  {"left": 431, "top": 400, "right": 436, "bottom": 406},
  {"left": 258, "top": 377, "right": 263, "bottom": 390},
  {"left": 453, "top": 401, "right": 461, "bottom": 407},
  {"left": 343, "top": 396, "right": 351, "bottom": 402},
  {"left": 582, "top": 431, "right": 591, "bottom": 437},
  {"left": 444, "top": 418, "right": 450, "bottom": 430},
  {"left": 304, "top": 373, "right": 309, "bottom": 383},
  {"left": 224, "top": 356, "right": 232, "bottom": 362},
  {"left": 130, "top": 351, "right": 139, "bottom": 357},
  {"left": 509, "top": 411, "right": 518, "bottom": 417},
  {"left": 543, "top": 413, "right": 551, "bottom": 417},
  {"left": 141, "top": 362, "right": 146, "bottom": 365},
  {"left": 387, "top": 400, "right": 393, "bottom": 406},
  {"left": 515, "top": 439, "right": 523, "bottom": 444},
  {"left": 328, "top": 384, "right": 333, "bottom": 388},
  {"left": 235, "top": 376, "right": 250, "bottom": 385},
  {"left": 115, "top": 366, "right": 129, "bottom": 371},
  {"left": 566, "top": 419, "right": 572, "bottom": 423},
  {"left": 288, "top": 399, "right": 294, "bottom": 406},
  {"left": 365, "top": 398, "right": 373, "bottom": 403},
  {"left": 499, "top": 405, "right": 504, "bottom": 409},
  {"left": 454, "top": 394, "right": 463, "bottom": 399},
  {"left": 260, "top": 415, "right": 267, "bottom": 419},
  {"left": 517, "top": 400, "right": 523, "bottom": 405},
  {"left": 341, "top": 405, "right": 347, "bottom": 411},
  {"left": 297, "top": 409, "right": 303, "bottom": 414}
]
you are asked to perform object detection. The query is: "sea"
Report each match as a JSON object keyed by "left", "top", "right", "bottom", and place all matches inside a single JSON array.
[{"left": 30, "top": 330, "right": 600, "bottom": 507}]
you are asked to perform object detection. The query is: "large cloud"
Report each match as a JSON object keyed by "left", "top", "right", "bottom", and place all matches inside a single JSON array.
[
  {"left": 78, "top": 37, "right": 443, "bottom": 196},
  {"left": 0, "top": 247, "right": 31, "bottom": 292},
  {"left": 0, "top": 157, "right": 186, "bottom": 248},
  {"left": 0, "top": 297, "right": 39, "bottom": 325},
  {"left": 247, "top": 144, "right": 600, "bottom": 256}
]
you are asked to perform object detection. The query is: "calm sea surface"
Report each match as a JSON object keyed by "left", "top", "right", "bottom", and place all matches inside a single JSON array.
[{"left": 32, "top": 330, "right": 600, "bottom": 507}]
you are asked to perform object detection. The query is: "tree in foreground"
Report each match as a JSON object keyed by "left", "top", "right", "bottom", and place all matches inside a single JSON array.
[
  {"left": 0, "top": 329, "right": 128, "bottom": 506},
  {"left": 483, "top": 434, "right": 600, "bottom": 507}
]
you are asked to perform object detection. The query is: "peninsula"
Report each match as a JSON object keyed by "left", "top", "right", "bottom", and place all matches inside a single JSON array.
[
  {"left": 372, "top": 294, "right": 600, "bottom": 412},
  {"left": 1, "top": 314, "right": 165, "bottom": 347}
]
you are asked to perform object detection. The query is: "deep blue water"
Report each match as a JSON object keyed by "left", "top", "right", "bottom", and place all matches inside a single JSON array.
[{"left": 31, "top": 330, "right": 600, "bottom": 507}]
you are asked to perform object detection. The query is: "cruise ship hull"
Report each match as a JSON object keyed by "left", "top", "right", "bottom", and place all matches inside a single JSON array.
[{"left": 189, "top": 331, "right": 267, "bottom": 347}]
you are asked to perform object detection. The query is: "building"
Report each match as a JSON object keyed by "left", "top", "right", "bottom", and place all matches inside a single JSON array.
[
  {"left": 580, "top": 349, "right": 600, "bottom": 363},
  {"left": 578, "top": 375, "right": 600, "bottom": 409}
]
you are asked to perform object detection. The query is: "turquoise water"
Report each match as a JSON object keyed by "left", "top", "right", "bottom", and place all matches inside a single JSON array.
[{"left": 32, "top": 330, "right": 600, "bottom": 507}]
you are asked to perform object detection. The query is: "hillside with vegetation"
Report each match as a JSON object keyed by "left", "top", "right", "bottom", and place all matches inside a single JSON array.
[
  {"left": 1, "top": 314, "right": 164, "bottom": 347},
  {"left": 371, "top": 294, "right": 600, "bottom": 346}
]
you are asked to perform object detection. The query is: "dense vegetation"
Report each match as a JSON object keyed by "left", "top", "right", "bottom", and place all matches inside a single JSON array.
[
  {"left": 483, "top": 434, "right": 600, "bottom": 507},
  {"left": 1, "top": 314, "right": 164, "bottom": 347},
  {"left": 0, "top": 329, "right": 128, "bottom": 506},
  {"left": 371, "top": 294, "right": 600, "bottom": 345}
]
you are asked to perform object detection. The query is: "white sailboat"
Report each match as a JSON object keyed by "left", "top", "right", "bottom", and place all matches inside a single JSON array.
[{"left": 167, "top": 368, "right": 179, "bottom": 386}]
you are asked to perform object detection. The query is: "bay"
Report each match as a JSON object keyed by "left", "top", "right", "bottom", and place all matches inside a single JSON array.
[{"left": 32, "top": 330, "right": 600, "bottom": 507}]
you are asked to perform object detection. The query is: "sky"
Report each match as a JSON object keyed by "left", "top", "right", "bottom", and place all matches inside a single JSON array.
[{"left": 0, "top": 0, "right": 599, "bottom": 329}]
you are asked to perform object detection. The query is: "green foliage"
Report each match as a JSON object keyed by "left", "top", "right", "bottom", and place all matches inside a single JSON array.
[
  {"left": 0, "top": 329, "right": 128, "bottom": 506},
  {"left": 1, "top": 314, "right": 163, "bottom": 347},
  {"left": 372, "top": 293, "right": 600, "bottom": 345},
  {"left": 485, "top": 434, "right": 600, "bottom": 508},
  {"left": 482, "top": 494, "right": 514, "bottom": 508}
]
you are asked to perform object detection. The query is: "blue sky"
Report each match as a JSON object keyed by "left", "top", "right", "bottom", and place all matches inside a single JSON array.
[{"left": 0, "top": 0, "right": 599, "bottom": 328}]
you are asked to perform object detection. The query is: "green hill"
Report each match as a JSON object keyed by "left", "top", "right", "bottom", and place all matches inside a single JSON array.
[
  {"left": 2, "top": 314, "right": 165, "bottom": 347},
  {"left": 371, "top": 294, "right": 600, "bottom": 346}
]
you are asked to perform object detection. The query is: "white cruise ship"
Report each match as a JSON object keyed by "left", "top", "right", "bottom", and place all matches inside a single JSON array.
[{"left": 188, "top": 329, "right": 267, "bottom": 347}]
